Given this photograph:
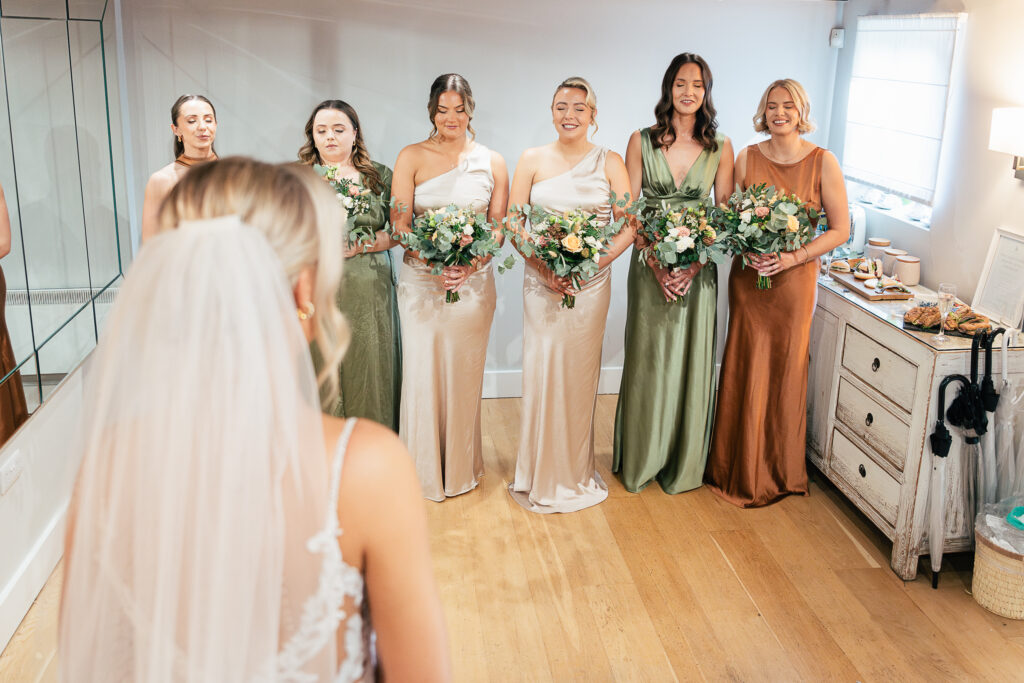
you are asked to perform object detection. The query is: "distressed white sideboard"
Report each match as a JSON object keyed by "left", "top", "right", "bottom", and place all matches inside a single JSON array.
[{"left": 807, "top": 279, "right": 1024, "bottom": 580}]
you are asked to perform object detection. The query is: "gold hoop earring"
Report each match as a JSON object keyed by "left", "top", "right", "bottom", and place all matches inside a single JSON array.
[
  {"left": 296, "top": 302, "right": 315, "bottom": 321},
  {"left": 176, "top": 135, "right": 182, "bottom": 142}
]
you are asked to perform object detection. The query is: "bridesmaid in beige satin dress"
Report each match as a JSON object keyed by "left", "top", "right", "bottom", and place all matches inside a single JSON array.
[
  {"left": 507, "top": 77, "right": 635, "bottom": 513},
  {"left": 391, "top": 73, "right": 509, "bottom": 502}
]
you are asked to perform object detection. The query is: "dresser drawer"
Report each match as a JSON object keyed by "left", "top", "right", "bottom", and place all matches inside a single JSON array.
[
  {"left": 830, "top": 428, "right": 901, "bottom": 526},
  {"left": 841, "top": 326, "right": 917, "bottom": 412},
  {"left": 835, "top": 378, "right": 909, "bottom": 471}
]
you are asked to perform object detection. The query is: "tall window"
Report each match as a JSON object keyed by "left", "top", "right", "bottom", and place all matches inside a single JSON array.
[{"left": 842, "top": 13, "right": 965, "bottom": 212}]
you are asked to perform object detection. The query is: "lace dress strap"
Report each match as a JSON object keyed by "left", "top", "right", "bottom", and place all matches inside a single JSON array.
[
  {"left": 275, "top": 417, "right": 364, "bottom": 683},
  {"left": 328, "top": 418, "right": 359, "bottom": 514}
]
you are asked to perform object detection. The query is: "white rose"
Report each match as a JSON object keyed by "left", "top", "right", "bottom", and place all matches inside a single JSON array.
[
  {"left": 675, "top": 235, "right": 695, "bottom": 252},
  {"left": 463, "top": 225, "right": 473, "bottom": 235},
  {"left": 739, "top": 210, "right": 752, "bottom": 224},
  {"left": 592, "top": 251, "right": 601, "bottom": 263},
  {"left": 342, "top": 196, "right": 354, "bottom": 208},
  {"left": 667, "top": 227, "right": 681, "bottom": 238},
  {"left": 584, "top": 236, "right": 601, "bottom": 248}
]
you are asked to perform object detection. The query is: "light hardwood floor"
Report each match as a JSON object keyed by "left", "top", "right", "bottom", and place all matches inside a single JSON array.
[{"left": 4, "top": 395, "right": 1024, "bottom": 681}]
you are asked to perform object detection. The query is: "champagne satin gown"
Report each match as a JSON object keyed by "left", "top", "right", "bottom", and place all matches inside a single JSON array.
[
  {"left": 509, "top": 145, "right": 612, "bottom": 513},
  {"left": 325, "top": 161, "right": 401, "bottom": 431},
  {"left": 398, "top": 143, "right": 497, "bottom": 502},
  {"left": 704, "top": 144, "right": 825, "bottom": 507},
  {"left": 613, "top": 129, "right": 724, "bottom": 494}
]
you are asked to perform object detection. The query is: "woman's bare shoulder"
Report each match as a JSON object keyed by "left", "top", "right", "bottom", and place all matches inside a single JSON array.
[
  {"left": 324, "top": 417, "right": 416, "bottom": 491},
  {"left": 146, "top": 162, "right": 181, "bottom": 192}
]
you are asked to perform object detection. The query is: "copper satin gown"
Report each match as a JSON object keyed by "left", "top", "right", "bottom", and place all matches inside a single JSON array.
[
  {"left": 704, "top": 144, "right": 825, "bottom": 507},
  {"left": 509, "top": 145, "right": 612, "bottom": 513},
  {"left": 397, "top": 143, "right": 497, "bottom": 502}
]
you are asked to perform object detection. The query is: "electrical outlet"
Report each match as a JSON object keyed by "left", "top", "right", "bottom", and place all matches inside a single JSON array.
[
  {"left": 0, "top": 449, "right": 25, "bottom": 495},
  {"left": 829, "top": 28, "right": 846, "bottom": 48}
]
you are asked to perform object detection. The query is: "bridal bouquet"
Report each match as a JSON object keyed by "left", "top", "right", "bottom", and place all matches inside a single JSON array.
[
  {"left": 314, "top": 164, "right": 377, "bottom": 248},
  {"left": 506, "top": 202, "right": 626, "bottom": 309},
  {"left": 638, "top": 201, "right": 729, "bottom": 277},
  {"left": 393, "top": 204, "right": 504, "bottom": 303},
  {"left": 713, "top": 183, "right": 818, "bottom": 289}
]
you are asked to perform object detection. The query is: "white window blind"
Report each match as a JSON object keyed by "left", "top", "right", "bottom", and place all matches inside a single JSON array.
[{"left": 842, "top": 13, "right": 965, "bottom": 205}]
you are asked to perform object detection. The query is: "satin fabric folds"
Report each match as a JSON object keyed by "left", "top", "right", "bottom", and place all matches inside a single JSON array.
[
  {"left": 704, "top": 145, "right": 825, "bottom": 507},
  {"left": 327, "top": 161, "right": 401, "bottom": 431},
  {"left": 398, "top": 144, "right": 496, "bottom": 502},
  {"left": 613, "top": 129, "right": 724, "bottom": 494},
  {"left": 509, "top": 146, "right": 611, "bottom": 513}
]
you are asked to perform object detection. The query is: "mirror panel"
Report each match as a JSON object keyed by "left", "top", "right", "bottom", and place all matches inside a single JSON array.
[
  {"left": 0, "top": 5, "right": 127, "bottom": 446},
  {"left": 0, "top": 1, "right": 67, "bottom": 20}
]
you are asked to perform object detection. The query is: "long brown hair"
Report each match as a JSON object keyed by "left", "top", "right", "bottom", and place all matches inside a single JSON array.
[
  {"left": 171, "top": 94, "right": 217, "bottom": 158},
  {"left": 427, "top": 73, "right": 476, "bottom": 140},
  {"left": 298, "top": 100, "right": 383, "bottom": 194},
  {"left": 648, "top": 53, "right": 719, "bottom": 152}
]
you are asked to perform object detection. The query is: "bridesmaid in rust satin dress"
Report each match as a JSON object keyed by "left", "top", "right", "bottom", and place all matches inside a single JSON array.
[
  {"left": 704, "top": 79, "right": 849, "bottom": 507},
  {"left": 0, "top": 182, "right": 27, "bottom": 443}
]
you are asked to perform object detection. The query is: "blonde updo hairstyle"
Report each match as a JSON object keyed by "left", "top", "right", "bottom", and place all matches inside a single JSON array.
[
  {"left": 752, "top": 78, "right": 815, "bottom": 134},
  {"left": 428, "top": 73, "right": 476, "bottom": 140},
  {"left": 157, "top": 157, "right": 348, "bottom": 405},
  {"left": 552, "top": 76, "right": 598, "bottom": 135}
]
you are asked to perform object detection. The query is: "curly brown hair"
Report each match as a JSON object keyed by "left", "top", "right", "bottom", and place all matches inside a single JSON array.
[
  {"left": 298, "top": 100, "right": 383, "bottom": 194},
  {"left": 648, "top": 53, "right": 719, "bottom": 152}
]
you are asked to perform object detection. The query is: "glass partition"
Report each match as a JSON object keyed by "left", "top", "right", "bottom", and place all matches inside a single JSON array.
[{"left": 0, "top": 0, "right": 128, "bottom": 444}]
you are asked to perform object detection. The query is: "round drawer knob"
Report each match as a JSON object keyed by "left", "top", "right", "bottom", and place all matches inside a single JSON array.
[
  {"left": 859, "top": 464, "right": 867, "bottom": 477},
  {"left": 871, "top": 357, "right": 881, "bottom": 372},
  {"left": 865, "top": 413, "right": 874, "bottom": 426}
]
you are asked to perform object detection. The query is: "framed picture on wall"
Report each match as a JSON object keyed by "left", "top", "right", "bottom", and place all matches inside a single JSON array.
[{"left": 972, "top": 225, "right": 1024, "bottom": 330}]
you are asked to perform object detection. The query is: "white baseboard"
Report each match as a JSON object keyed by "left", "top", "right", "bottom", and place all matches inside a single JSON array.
[
  {"left": 482, "top": 366, "right": 623, "bottom": 399},
  {"left": 0, "top": 507, "right": 65, "bottom": 653}
]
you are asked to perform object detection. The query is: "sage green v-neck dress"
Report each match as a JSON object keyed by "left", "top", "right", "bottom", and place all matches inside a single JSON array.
[
  {"left": 326, "top": 161, "right": 402, "bottom": 431},
  {"left": 613, "top": 129, "right": 723, "bottom": 493}
]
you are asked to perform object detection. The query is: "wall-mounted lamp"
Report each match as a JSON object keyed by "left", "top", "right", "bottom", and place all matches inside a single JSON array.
[{"left": 989, "top": 107, "right": 1024, "bottom": 180}]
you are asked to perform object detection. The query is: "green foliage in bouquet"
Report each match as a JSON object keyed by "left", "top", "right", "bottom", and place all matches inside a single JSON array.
[
  {"left": 392, "top": 203, "right": 511, "bottom": 303},
  {"left": 503, "top": 192, "right": 639, "bottom": 309},
  {"left": 638, "top": 200, "right": 730, "bottom": 275},
  {"left": 711, "top": 182, "right": 819, "bottom": 289}
]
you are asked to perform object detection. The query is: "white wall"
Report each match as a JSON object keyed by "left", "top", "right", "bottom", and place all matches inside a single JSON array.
[
  {"left": 828, "top": 0, "right": 1024, "bottom": 311},
  {"left": 0, "top": 367, "right": 83, "bottom": 652},
  {"left": 119, "top": 0, "right": 844, "bottom": 395}
]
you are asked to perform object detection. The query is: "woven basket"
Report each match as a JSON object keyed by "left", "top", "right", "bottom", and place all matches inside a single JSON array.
[{"left": 973, "top": 530, "right": 1024, "bottom": 620}]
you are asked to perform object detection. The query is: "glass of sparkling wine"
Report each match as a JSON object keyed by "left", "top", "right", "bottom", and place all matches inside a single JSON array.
[{"left": 935, "top": 282, "right": 956, "bottom": 343}]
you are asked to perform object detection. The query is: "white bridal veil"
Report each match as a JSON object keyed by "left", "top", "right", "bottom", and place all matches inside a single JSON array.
[{"left": 60, "top": 216, "right": 338, "bottom": 682}]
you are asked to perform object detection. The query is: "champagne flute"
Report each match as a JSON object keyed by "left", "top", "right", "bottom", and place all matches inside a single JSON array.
[
  {"left": 935, "top": 282, "right": 956, "bottom": 343},
  {"left": 816, "top": 223, "right": 831, "bottom": 282}
]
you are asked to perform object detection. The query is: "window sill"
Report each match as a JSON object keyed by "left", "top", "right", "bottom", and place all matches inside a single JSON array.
[{"left": 856, "top": 201, "right": 931, "bottom": 233}]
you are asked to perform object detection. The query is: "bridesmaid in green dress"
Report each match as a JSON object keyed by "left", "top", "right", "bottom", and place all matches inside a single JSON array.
[
  {"left": 299, "top": 100, "right": 401, "bottom": 430},
  {"left": 613, "top": 53, "right": 734, "bottom": 493}
]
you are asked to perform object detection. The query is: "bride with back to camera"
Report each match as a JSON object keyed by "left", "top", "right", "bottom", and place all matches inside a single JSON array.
[{"left": 59, "top": 157, "right": 450, "bottom": 682}]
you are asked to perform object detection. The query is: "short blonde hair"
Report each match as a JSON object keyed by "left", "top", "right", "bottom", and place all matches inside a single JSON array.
[
  {"left": 553, "top": 76, "right": 599, "bottom": 134},
  {"left": 158, "top": 157, "right": 348, "bottom": 406},
  {"left": 753, "top": 78, "right": 815, "bottom": 134}
]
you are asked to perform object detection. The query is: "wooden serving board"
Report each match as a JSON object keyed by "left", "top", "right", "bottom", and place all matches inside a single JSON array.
[{"left": 829, "top": 270, "right": 915, "bottom": 301}]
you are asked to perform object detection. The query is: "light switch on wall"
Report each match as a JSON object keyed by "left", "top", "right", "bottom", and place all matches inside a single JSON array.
[{"left": 0, "top": 450, "right": 25, "bottom": 496}]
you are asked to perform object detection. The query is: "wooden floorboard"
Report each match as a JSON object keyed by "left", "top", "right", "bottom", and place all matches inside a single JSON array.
[{"left": 4, "top": 395, "right": 1024, "bottom": 682}]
